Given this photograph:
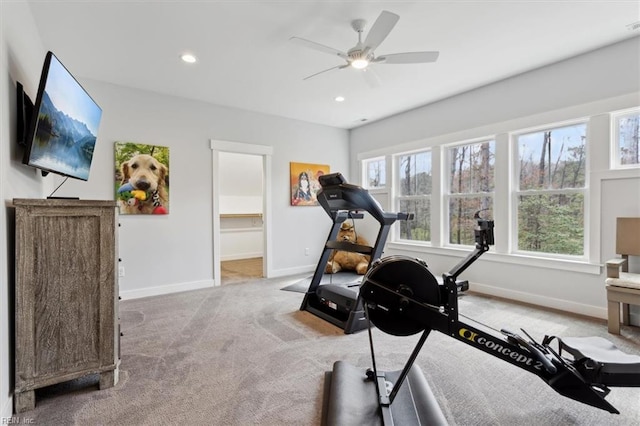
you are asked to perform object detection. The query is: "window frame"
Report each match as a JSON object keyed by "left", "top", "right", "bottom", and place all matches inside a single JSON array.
[
  {"left": 393, "top": 148, "right": 433, "bottom": 244},
  {"left": 362, "top": 156, "right": 387, "bottom": 189},
  {"left": 510, "top": 119, "right": 589, "bottom": 261},
  {"left": 443, "top": 138, "right": 496, "bottom": 248}
]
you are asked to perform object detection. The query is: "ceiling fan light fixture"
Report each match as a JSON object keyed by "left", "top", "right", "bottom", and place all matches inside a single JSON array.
[
  {"left": 351, "top": 58, "right": 369, "bottom": 69},
  {"left": 292, "top": 10, "right": 439, "bottom": 85}
]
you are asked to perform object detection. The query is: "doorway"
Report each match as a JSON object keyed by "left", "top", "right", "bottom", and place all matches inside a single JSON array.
[
  {"left": 211, "top": 140, "right": 273, "bottom": 286},
  {"left": 219, "top": 152, "right": 263, "bottom": 284}
]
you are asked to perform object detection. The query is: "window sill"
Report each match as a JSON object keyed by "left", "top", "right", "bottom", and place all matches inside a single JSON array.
[{"left": 386, "top": 242, "right": 601, "bottom": 275}]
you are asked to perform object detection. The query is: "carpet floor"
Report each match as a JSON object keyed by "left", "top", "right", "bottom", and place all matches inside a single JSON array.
[{"left": 21, "top": 275, "right": 640, "bottom": 425}]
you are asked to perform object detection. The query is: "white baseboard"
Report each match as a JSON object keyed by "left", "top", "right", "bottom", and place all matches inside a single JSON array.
[
  {"left": 220, "top": 252, "right": 263, "bottom": 261},
  {"left": 268, "top": 264, "right": 315, "bottom": 278},
  {"left": 2, "top": 395, "right": 12, "bottom": 418},
  {"left": 120, "top": 279, "right": 215, "bottom": 300},
  {"left": 470, "top": 281, "right": 608, "bottom": 320}
]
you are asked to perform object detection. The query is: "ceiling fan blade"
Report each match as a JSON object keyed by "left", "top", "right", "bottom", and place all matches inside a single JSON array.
[
  {"left": 375, "top": 51, "right": 440, "bottom": 64},
  {"left": 361, "top": 67, "right": 381, "bottom": 88},
  {"left": 290, "top": 36, "right": 348, "bottom": 60},
  {"left": 363, "top": 10, "right": 399, "bottom": 52},
  {"left": 303, "top": 64, "right": 348, "bottom": 81}
]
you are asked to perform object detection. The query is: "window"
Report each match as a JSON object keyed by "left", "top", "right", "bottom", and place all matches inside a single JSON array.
[
  {"left": 363, "top": 157, "right": 386, "bottom": 188},
  {"left": 359, "top": 106, "right": 632, "bottom": 270},
  {"left": 514, "top": 122, "right": 587, "bottom": 256},
  {"left": 396, "top": 151, "right": 432, "bottom": 242},
  {"left": 613, "top": 108, "right": 640, "bottom": 168},
  {"left": 446, "top": 140, "right": 495, "bottom": 245}
]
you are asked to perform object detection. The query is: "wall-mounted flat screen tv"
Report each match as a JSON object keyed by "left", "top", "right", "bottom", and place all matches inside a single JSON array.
[{"left": 22, "top": 51, "right": 102, "bottom": 181}]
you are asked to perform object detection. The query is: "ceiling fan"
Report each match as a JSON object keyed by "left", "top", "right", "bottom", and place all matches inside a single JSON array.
[{"left": 290, "top": 10, "right": 439, "bottom": 87}]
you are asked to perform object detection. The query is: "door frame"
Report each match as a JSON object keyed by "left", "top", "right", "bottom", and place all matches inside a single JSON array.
[{"left": 211, "top": 139, "right": 273, "bottom": 285}]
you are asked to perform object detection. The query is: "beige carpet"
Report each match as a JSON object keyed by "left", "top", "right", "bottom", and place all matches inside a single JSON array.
[{"left": 20, "top": 275, "right": 640, "bottom": 425}]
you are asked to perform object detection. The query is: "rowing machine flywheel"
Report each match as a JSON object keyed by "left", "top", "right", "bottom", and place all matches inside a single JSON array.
[{"left": 360, "top": 255, "right": 441, "bottom": 336}]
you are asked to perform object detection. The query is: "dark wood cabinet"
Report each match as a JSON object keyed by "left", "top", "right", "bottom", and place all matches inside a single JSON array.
[{"left": 13, "top": 199, "right": 119, "bottom": 413}]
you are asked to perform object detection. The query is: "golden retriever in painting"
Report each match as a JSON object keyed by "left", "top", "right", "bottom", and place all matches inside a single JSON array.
[{"left": 118, "top": 154, "right": 169, "bottom": 214}]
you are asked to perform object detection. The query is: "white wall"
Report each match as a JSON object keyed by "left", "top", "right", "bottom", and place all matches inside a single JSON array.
[
  {"left": 220, "top": 222, "right": 263, "bottom": 261},
  {"left": 0, "top": 0, "right": 50, "bottom": 418},
  {"left": 219, "top": 152, "right": 263, "bottom": 214},
  {"left": 350, "top": 36, "right": 640, "bottom": 323},
  {"left": 50, "top": 80, "right": 348, "bottom": 298},
  {"left": 350, "top": 37, "right": 640, "bottom": 158}
]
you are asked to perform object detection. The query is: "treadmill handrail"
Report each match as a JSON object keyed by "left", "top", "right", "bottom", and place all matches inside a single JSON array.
[{"left": 325, "top": 240, "right": 373, "bottom": 254}]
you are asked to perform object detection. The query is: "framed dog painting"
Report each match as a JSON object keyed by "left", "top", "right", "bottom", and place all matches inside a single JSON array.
[
  {"left": 114, "top": 142, "right": 170, "bottom": 215},
  {"left": 290, "top": 162, "right": 329, "bottom": 206}
]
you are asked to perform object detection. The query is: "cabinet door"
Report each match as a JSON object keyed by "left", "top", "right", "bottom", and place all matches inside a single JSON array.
[{"left": 15, "top": 204, "right": 116, "bottom": 388}]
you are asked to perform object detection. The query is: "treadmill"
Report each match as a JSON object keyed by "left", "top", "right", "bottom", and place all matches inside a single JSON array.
[{"left": 300, "top": 172, "right": 412, "bottom": 334}]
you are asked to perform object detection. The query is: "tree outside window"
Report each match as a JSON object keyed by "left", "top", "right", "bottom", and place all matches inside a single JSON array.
[
  {"left": 614, "top": 110, "right": 640, "bottom": 168},
  {"left": 447, "top": 140, "right": 495, "bottom": 245},
  {"left": 515, "top": 123, "right": 587, "bottom": 256},
  {"left": 363, "top": 157, "right": 386, "bottom": 188},
  {"left": 397, "top": 151, "right": 431, "bottom": 241}
]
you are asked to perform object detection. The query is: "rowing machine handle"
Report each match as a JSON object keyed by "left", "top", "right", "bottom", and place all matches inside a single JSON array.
[{"left": 501, "top": 329, "right": 557, "bottom": 374}]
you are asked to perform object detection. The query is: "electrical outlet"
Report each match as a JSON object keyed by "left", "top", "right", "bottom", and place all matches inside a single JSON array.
[
  {"left": 118, "top": 265, "right": 125, "bottom": 277},
  {"left": 305, "top": 247, "right": 310, "bottom": 256}
]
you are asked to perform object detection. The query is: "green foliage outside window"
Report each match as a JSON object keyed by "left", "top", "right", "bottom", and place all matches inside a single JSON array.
[
  {"left": 449, "top": 197, "right": 493, "bottom": 245},
  {"left": 515, "top": 123, "right": 586, "bottom": 256},
  {"left": 378, "top": 117, "right": 600, "bottom": 257},
  {"left": 448, "top": 141, "right": 494, "bottom": 245},
  {"left": 399, "top": 199, "right": 430, "bottom": 241},
  {"left": 397, "top": 151, "right": 431, "bottom": 241},
  {"left": 518, "top": 193, "right": 584, "bottom": 255}
]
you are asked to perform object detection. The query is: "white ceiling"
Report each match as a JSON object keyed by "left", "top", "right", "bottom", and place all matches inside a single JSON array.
[{"left": 27, "top": 1, "right": 640, "bottom": 130}]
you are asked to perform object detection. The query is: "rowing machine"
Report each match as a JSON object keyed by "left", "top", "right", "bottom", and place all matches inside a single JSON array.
[{"left": 322, "top": 214, "right": 640, "bottom": 425}]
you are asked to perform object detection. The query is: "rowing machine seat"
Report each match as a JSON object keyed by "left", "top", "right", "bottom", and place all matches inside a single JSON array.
[{"left": 559, "top": 336, "right": 640, "bottom": 387}]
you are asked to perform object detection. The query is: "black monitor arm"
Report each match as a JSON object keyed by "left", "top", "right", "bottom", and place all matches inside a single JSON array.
[{"left": 446, "top": 211, "right": 494, "bottom": 282}]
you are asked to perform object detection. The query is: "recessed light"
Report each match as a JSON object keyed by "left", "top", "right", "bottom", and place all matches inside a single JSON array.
[
  {"left": 334, "top": 96, "right": 345, "bottom": 102},
  {"left": 180, "top": 53, "right": 197, "bottom": 64}
]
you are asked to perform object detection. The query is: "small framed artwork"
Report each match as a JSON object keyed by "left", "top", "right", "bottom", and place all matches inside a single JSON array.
[
  {"left": 290, "top": 162, "right": 330, "bottom": 206},
  {"left": 115, "top": 142, "right": 170, "bottom": 215}
]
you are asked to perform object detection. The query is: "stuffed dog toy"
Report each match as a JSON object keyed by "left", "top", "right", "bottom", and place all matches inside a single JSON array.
[{"left": 325, "top": 222, "right": 371, "bottom": 275}]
